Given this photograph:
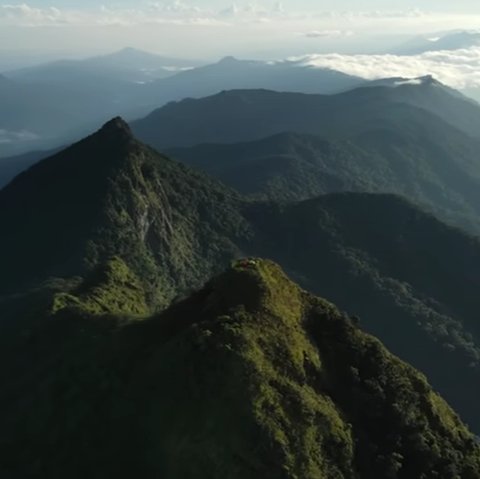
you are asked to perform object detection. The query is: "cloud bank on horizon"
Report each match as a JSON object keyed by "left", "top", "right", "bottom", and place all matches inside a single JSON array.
[{"left": 287, "top": 46, "right": 480, "bottom": 89}]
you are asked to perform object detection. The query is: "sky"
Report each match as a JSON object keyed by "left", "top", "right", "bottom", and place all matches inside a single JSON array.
[
  {"left": 2, "top": 0, "right": 480, "bottom": 90},
  {"left": 10, "top": 1, "right": 480, "bottom": 12},
  {"left": 1, "top": 1, "right": 480, "bottom": 59}
]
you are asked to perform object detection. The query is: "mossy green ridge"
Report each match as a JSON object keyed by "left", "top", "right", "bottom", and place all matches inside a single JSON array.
[
  {"left": 50, "top": 256, "right": 148, "bottom": 316},
  {"left": 2, "top": 259, "right": 480, "bottom": 478}
]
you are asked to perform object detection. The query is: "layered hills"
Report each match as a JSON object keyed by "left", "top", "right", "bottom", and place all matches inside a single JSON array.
[
  {"left": 3, "top": 120, "right": 480, "bottom": 439},
  {"left": 133, "top": 84, "right": 480, "bottom": 234},
  {"left": 6, "top": 47, "right": 198, "bottom": 85},
  {"left": 132, "top": 80, "right": 480, "bottom": 148},
  {"left": 5, "top": 79, "right": 480, "bottom": 238},
  {"left": 2, "top": 258, "right": 480, "bottom": 478},
  {"left": 167, "top": 133, "right": 372, "bottom": 201},
  {"left": 0, "top": 52, "right": 360, "bottom": 157},
  {"left": 136, "top": 56, "right": 362, "bottom": 107},
  {"left": 167, "top": 127, "right": 480, "bottom": 234}
]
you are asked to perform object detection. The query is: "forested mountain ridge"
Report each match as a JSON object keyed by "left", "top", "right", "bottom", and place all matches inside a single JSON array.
[
  {"left": 0, "top": 117, "right": 251, "bottom": 305},
  {"left": 135, "top": 84, "right": 480, "bottom": 235},
  {"left": 3, "top": 120, "right": 480, "bottom": 437},
  {"left": 132, "top": 80, "right": 480, "bottom": 148}
]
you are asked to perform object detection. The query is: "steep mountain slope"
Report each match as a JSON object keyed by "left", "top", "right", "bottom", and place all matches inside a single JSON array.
[
  {"left": 249, "top": 193, "right": 480, "bottom": 430},
  {"left": 0, "top": 118, "right": 251, "bottom": 305},
  {"left": 4, "top": 120, "right": 480, "bottom": 434},
  {"left": 2, "top": 260, "right": 480, "bottom": 478},
  {"left": 0, "top": 146, "right": 61, "bottom": 189}
]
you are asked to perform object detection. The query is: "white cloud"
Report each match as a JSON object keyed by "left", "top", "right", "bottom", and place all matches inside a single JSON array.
[
  {"left": 0, "top": 3, "right": 227, "bottom": 27},
  {"left": 0, "top": 4, "right": 456, "bottom": 29},
  {"left": 286, "top": 46, "right": 480, "bottom": 89},
  {"left": 0, "top": 129, "right": 40, "bottom": 144},
  {"left": 303, "top": 30, "right": 354, "bottom": 38},
  {"left": 4, "top": 3, "right": 480, "bottom": 63},
  {"left": 0, "top": 4, "right": 66, "bottom": 26}
]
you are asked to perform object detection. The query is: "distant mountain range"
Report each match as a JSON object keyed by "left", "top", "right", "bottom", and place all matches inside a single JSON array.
[
  {"left": 3, "top": 119, "right": 480, "bottom": 445},
  {"left": 6, "top": 47, "right": 200, "bottom": 85},
  {"left": 131, "top": 81, "right": 480, "bottom": 234},
  {"left": 135, "top": 55, "right": 362, "bottom": 106},
  {"left": 0, "top": 50, "right": 362, "bottom": 158},
  {"left": 4, "top": 78, "right": 480, "bottom": 236},
  {"left": 0, "top": 48, "right": 201, "bottom": 157},
  {"left": 133, "top": 76, "right": 480, "bottom": 145}
]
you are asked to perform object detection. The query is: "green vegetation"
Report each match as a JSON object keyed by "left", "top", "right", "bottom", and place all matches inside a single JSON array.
[
  {"left": 168, "top": 128, "right": 480, "bottom": 235},
  {"left": 134, "top": 86, "right": 480, "bottom": 235},
  {"left": 0, "top": 118, "right": 251, "bottom": 307},
  {"left": 51, "top": 256, "right": 148, "bottom": 316},
  {"left": 2, "top": 260, "right": 480, "bottom": 478},
  {"left": 3, "top": 120, "right": 480, "bottom": 476},
  {"left": 247, "top": 193, "right": 480, "bottom": 431}
]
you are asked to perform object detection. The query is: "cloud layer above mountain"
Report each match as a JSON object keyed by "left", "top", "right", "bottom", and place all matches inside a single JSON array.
[{"left": 287, "top": 46, "right": 480, "bottom": 89}]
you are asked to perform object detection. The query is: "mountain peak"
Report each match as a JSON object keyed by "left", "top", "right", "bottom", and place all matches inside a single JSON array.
[
  {"left": 217, "top": 55, "right": 240, "bottom": 64},
  {"left": 118, "top": 46, "right": 141, "bottom": 54},
  {"left": 202, "top": 258, "right": 303, "bottom": 317},
  {"left": 109, "top": 47, "right": 153, "bottom": 58},
  {"left": 416, "top": 74, "right": 441, "bottom": 86},
  {"left": 96, "top": 116, "right": 133, "bottom": 141}
]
